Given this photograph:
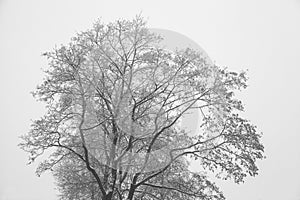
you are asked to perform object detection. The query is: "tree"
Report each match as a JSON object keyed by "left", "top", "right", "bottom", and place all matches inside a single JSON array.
[
  {"left": 20, "top": 16, "right": 264, "bottom": 200},
  {"left": 53, "top": 154, "right": 100, "bottom": 200},
  {"left": 53, "top": 154, "right": 224, "bottom": 200}
]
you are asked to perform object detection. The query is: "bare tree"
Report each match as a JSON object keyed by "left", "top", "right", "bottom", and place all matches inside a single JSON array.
[
  {"left": 54, "top": 154, "right": 223, "bottom": 200},
  {"left": 20, "top": 16, "right": 264, "bottom": 200}
]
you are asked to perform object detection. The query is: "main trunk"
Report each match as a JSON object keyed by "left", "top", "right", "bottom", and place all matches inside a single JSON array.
[{"left": 127, "top": 184, "right": 136, "bottom": 200}]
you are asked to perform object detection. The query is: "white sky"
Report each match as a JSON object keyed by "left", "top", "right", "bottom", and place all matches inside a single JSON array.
[{"left": 0, "top": 0, "right": 300, "bottom": 200}]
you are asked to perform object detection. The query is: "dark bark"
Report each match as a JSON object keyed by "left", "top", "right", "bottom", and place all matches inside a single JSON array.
[{"left": 127, "top": 184, "right": 136, "bottom": 200}]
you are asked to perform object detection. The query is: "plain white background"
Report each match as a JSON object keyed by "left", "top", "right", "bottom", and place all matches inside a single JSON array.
[{"left": 0, "top": 0, "right": 300, "bottom": 199}]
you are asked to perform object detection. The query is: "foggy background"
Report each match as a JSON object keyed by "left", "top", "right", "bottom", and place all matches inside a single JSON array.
[{"left": 0, "top": 0, "right": 300, "bottom": 199}]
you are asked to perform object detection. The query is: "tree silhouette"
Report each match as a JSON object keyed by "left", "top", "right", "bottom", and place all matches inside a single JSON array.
[{"left": 20, "top": 16, "right": 264, "bottom": 200}]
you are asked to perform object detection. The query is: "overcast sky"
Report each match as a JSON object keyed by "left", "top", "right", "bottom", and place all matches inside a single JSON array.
[{"left": 1, "top": 0, "right": 300, "bottom": 200}]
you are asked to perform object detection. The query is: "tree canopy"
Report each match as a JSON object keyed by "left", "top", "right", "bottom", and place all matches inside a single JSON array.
[{"left": 20, "top": 16, "right": 264, "bottom": 200}]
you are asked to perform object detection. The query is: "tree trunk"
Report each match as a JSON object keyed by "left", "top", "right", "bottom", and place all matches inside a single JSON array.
[
  {"left": 103, "top": 191, "right": 113, "bottom": 200},
  {"left": 127, "top": 184, "right": 136, "bottom": 200}
]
